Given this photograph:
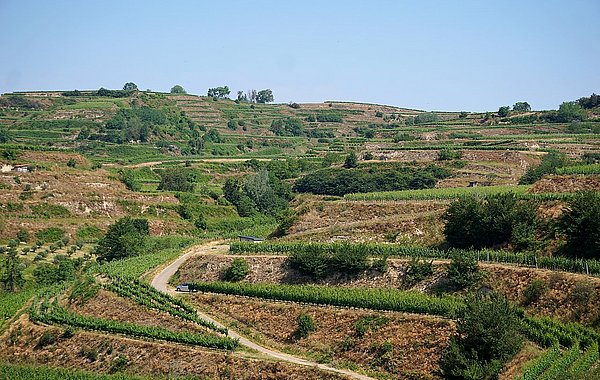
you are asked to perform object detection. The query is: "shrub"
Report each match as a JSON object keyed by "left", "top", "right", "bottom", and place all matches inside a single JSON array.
[
  {"left": 36, "top": 331, "right": 58, "bottom": 348},
  {"left": 157, "top": 169, "right": 194, "bottom": 192},
  {"left": 355, "top": 315, "right": 388, "bottom": 337},
  {"left": 447, "top": 253, "right": 481, "bottom": 290},
  {"left": 35, "top": 228, "right": 65, "bottom": 244},
  {"left": 440, "top": 295, "right": 523, "bottom": 379},
  {"left": 95, "top": 217, "right": 149, "bottom": 262},
  {"left": 296, "top": 314, "right": 315, "bottom": 338},
  {"left": 405, "top": 258, "right": 434, "bottom": 285},
  {"left": 519, "top": 152, "right": 568, "bottom": 184},
  {"left": 522, "top": 279, "right": 547, "bottom": 306},
  {"left": 437, "top": 149, "right": 462, "bottom": 161},
  {"left": 558, "top": 192, "right": 600, "bottom": 259},
  {"left": 223, "top": 258, "right": 250, "bottom": 282},
  {"left": 66, "top": 158, "right": 76, "bottom": 168},
  {"left": 16, "top": 229, "right": 29, "bottom": 243}
]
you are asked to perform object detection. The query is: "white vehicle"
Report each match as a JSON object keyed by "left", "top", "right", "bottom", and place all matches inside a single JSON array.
[{"left": 175, "top": 283, "right": 190, "bottom": 292}]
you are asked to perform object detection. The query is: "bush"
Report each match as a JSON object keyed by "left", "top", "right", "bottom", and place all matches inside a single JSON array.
[
  {"left": 223, "top": 258, "right": 250, "bottom": 282},
  {"left": 558, "top": 192, "right": 600, "bottom": 259},
  {"left": 440, "top": 295, "right": 523, "bottom": 379},
  {"left": 36, "top": 331, "right": 58, "bottom": 348},
  {"left": 519, "top": 152, "right": 568, "bottom": 184},
  {"left": 405, "top": 258, "right": 434, "bottom": 285},
  {"left": 437, "top": 149, "right": 462, "bottom": 161},
  {"left": 522, "top": 279, "right": 547, "bottom": 306},
  {"left": 447, "top": 253, "right": 481, "bottom": 290},
  {"left": 95, "top": 217, "right": 149, "bottom": 262},
  {"left": 66, "top": 158, "right": 76, "bottom": 168},
  {"left": 16, "top": 229, "right": 29, "bottom": 243},
  {"left": 296, "top": 313, "right": 315, "bottom": 338},
  {"left": 35, "top": 228, "right": 65, "bottom": 244},
  {"left": 157, "top": 169, "right": 194, "bottom": 192}
]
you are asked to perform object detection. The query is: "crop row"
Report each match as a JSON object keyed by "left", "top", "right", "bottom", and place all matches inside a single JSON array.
[
  {"left": 229, "top": 241, "right": 600, "bottom": 276},
  {"left": 556, "top": 163, "right": 600, "bottom": 175},
  {"left": 0, "top": 362, "right": 152, "bottom": 380},
  {"left": 344, "top": 185, "right": 531, "bottom": 201},
  {"left": 29, "top": 291, "right": 237, "bottom": 350},
  {"left": 188, "top": 281, "right": 465, "bottom": 318},
  {"left": 106, "top": 278, "right": 227, "bottom": 334},
  {"left": 0, "top": 288, "right": 37, "bottom": 331}
]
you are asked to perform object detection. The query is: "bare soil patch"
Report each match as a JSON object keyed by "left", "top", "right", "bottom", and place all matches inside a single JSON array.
[
  {"left": 188, "top": 293, "right": 453, "bottom": 379},
  {"left": 0, "top": 315, "right": 346, "bottom": 379}
]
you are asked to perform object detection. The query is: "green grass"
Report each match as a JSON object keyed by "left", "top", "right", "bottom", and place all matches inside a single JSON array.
[
  {"left": 0, "top": 363, "right": 159, "bottom": 380},
  {"left": 344, "top": 184, "right": 531, "bottom": 201},
  {"left": 0, "top": 288, "right": 37, "bottom": 330}
]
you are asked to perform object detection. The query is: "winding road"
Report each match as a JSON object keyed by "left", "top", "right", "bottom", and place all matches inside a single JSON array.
[{"left": 151, "top": 241, "right": 374, "bottom": 380}]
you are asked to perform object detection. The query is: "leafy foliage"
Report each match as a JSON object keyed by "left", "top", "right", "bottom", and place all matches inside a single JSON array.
[
  {"left": 223, "top": 258, "right": 250, "bottom": 282},
  {"left": 519, "top": 152, "right": 569, "bottom": 185},
  {"left": 207, "top": 86, "right": 230, "bottom": 99},
  {"left": 157, "top": 169, "right": 194, "bottom": 192},
  {"left": 440, "top": 295, "right": 523, "bottom": 380},
  {"left": 95, "top": 217, "right": 149, "bottom": 262},
  {"left": 558, "top": 192, "right": 600, "bottom": 259},
  {"left": 294, "top": 164, "right": 450, "bottom": 196},
  {"left": 269, "top": 117, "right": 304, "bottom": 136},
  {"left": 446, "top": 253, "right": 481, "bottom": 290},
  {"left": 296, "top": 313, "right": 315, "bottom": 338},
  {"left": 443, "top": 193, "right": 539, "bottom": 250},
  {"left": 170, "top": 85, "right": 186, "bottom": 94},
  {"left": 223, "top": 169, "right": 292, "bottom": 217}
]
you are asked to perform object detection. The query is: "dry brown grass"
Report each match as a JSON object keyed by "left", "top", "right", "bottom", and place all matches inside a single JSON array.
[
  {"left": 187, "top": 293, "right": 453, "bottom": 379},
  {"left": 0, "top": 315, "right": 347, "bottom": 379}
]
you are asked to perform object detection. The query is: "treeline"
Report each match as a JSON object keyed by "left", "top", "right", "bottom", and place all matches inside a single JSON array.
[
  {"left": 444, "top": 192, "right": 600, "bottom": 259},
  {"left": 294, "top": 163, "right": 451, "bottom": 196}
]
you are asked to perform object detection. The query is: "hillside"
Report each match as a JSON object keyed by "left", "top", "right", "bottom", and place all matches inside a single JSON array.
[{"left": 0, "top": 88, "right": 600, "bottom": 380}]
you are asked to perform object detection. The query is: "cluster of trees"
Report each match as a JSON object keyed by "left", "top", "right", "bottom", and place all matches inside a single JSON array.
[
  {"left": 0, "top": 94, "right": 42, "bottom": 109},
  {"left": 223, "top": 169, "right": 292, "bottom": 217},
  {"left": 95, "top": 217, "right": 149, "bottom": 262},
  {"left": 207, "top": 86, "right": 230, "bottom": 99},
  {"left": 294, "top": 163, "right": 451, "bottom": 196},
  {"left": 498, "top": 102, "right": 532, "bottom": 117},
  {"left": 270, "top": 117, "right": 304, "bottom": 136},
  {"left": 577, "top": 93, "right": 600, "bottom": 109},
  {"left": 443, "top": 193, "right": 539, "bottom": 250},
  {"left": 236, "top": 89, "right": 274, "bottom": 104},
  {"left": 443, "top": 192, "right": 600, "bottom": 258},
  {"left": 170, "top": 85, "right": 186, "bottom": 94},
  {"left": 157, "top": 169, "right": 195, "bottom": 192}
]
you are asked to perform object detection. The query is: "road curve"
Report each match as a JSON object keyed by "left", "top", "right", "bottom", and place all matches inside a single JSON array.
[{"left": 151, "top": 241, "right": 375, "bottom": 380}]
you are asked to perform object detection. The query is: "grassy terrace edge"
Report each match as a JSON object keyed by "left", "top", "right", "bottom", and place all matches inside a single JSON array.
[{"left": 229, "top": 241, "right": 600, "bottom": 276}]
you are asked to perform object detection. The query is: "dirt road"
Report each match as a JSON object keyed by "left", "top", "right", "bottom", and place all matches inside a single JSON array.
[{"left": 151, "top": 241, "right": 374, "bottom": 380}]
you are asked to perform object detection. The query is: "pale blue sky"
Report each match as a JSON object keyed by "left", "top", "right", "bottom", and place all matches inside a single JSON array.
[{"left": 0, "top": 0, "right": 598, "bottom": 111}]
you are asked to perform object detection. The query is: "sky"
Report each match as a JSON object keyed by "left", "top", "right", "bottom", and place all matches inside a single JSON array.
[{"left": 0, "top": 0, "right": 598, "bottom": 111}]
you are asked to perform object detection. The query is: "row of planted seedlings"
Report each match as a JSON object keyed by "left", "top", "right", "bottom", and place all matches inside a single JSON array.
[
  {"left": 28, "top": 279, "right": 238, "bottom": 350},
  {"left": 518, "top": 316, "right": 600, "bottom": 380},
  {"left": 186, "top": 278, "right": 600, "bottom": 379},
  {"left": 105, "top": 277, "right": 227, "bottom": 334},
  {"left": 229, "top": 241, "right": 600, "bottom": 276}
]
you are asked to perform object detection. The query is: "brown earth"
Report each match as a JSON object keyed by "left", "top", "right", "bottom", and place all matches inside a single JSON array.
[
  {"left": 69, "top": 289, "right": 209, "bottom": 334},
  {"left": 179, "top": 254, "right": 600, "bottom": 326},
  {"left": 529, "top": 174, "right": 600, "bottom": 193},
  {"left": 0, "top": 315, "right": 347, "bottom": 380},
  {"left": 187, "top": 293, "right": 453, "bottom": 379},
  {"left": 286, "top": 198, "right": 447, "bottom": 245}
]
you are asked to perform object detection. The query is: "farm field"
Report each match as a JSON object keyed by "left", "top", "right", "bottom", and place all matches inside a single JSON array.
[{"left": 0, "top": 87, "right": 599, "bottom": 380}]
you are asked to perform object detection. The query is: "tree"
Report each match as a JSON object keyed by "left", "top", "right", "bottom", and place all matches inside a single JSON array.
[
  {"left": 1, "top": 246, "right": 25, "bottom": 292},
  {"left": 557, "top": 101, "right": 586, "bottom": 122},
  {"left": 270, "top": 117, "right": 304, "bottom": 136},
  {"left": 207, "top": 86, "right": 230, "bottom": 99},
  {"left": 343, "top": 151, "right": 359, "bottom": 169},
  {"left": 157, "top": 170, "right": 194, "bottom": 192},
  {"left": 256, "top": 89, "right": 274, "bottom": 104},
  {"left": 498, "top": 106, "right": 510, "bottom": 117},
  {"left": 170, "top": 85, "right": 186, "bottom": 94},
  {"left": 519, "top": 152, "right": 568, "bottom": 185},
  {"left": 440, "top": 295, "right": 523, "bottom": 379},
  {"left": 223, "top": 258, "right": 250, "bottom": 282},
  {"left": 578, "top": 93, "right": 600, "bottom": 109},
  {"left": 0, "top": 127, "right": 10, "bottom": 143},
  {"left": 558, "top": 192, "right": 600, "bottom": 259},
  {"left": 123, "top": 82, "right": 138, "bottom": 91},
  {"left": 512, "top": 102, "right": 531, "bottom": 112},
  {"left": 236, "top": 91, "right": 247, "bottom": 102},
  {"left": 96, "top": 217, "right": 149, "bottom": 262}
]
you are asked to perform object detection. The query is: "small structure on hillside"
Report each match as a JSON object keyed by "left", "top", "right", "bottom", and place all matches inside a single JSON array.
[
  {"left": 238, "top": 235, "right": 264, "bottom": 243},
  {"left": 468, "top": 181, "right": 478, "bottom": 187},
  {"left": 13, "top": 165, "right": 30, "bottom": 173}
]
